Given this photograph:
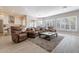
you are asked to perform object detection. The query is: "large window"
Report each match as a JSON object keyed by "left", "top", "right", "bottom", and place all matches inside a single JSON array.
[
  {"left": 27, "top": 20, "right": 43, "bottom": 28},
  {"left": 55, "top": 16, "right": 77, "bottom": 31},
  {"left": 27, "top": 16, "right": 77, "bottom": 32}
]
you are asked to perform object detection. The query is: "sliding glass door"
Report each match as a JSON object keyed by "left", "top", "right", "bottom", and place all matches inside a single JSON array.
[{"left": 55, "top": 16, "right": 77, "bottom": 32}]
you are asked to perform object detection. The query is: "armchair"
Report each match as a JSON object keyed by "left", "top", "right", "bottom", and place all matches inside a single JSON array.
[{"left": 11, "top": 26, "right": 27, "bottom": 43}]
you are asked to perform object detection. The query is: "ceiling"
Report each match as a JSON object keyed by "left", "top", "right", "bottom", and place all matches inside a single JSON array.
[{"left": 0, "top": 6, "right": 79, "bottom": 18}]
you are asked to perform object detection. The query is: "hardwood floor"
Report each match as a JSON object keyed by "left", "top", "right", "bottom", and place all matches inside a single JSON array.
[
  {"left": 52, "top": 32, "right": 79, "bottom": 53},
  {"left": 0, "top": 35, "right": 47, "bottom": 53},
  {"left": 0, "top": 32, "right": 79, "bottom": 53}
]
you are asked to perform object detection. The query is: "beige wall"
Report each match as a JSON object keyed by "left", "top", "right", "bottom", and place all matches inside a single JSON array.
[
  {"left": 0, "top": 15, "right": 9, "bottom": 25},
  {"left": 15, "top": 17, "right": 22, "bottom": 25},
  {"left": 14, "top": 15, "right": 27, "bottom": 26}
]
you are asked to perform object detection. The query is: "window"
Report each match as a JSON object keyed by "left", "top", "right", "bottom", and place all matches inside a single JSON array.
[
  {"left": 27, "top": 16, "right": 77, "bottom": 32},
  {"left": 55, "top": 16, "right": 77, "bottom": 31}
]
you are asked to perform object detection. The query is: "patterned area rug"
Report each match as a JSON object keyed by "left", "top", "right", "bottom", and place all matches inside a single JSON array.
[{"left": 29, "top": 36, "right": 64, "bottom": 52}]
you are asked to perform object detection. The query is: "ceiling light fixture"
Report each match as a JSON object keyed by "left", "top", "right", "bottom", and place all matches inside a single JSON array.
[{"left": 62, "top": 6, "right": 68, "bottom": 8}]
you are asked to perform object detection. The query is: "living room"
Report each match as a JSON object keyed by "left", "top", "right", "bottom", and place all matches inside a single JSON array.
[{"left": 0, "top": 6, "right": 79, "bottom": 53}]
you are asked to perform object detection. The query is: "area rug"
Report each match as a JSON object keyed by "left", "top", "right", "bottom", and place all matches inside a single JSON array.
[{"left": 29, "top": 36, "right": 64, "bottom": 52}]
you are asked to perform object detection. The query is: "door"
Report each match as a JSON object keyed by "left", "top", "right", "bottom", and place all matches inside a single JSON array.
[{"left": 0, "top": 20, "right": 3, "bottom": 33}]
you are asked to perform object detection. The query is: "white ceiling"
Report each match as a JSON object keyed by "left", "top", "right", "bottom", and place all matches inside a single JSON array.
[
  {"left": 25, "top": 6, "right": 62, "bottom": 17},
  {"left": 0, "top": 6, "right": 79, "bottom": 18}
]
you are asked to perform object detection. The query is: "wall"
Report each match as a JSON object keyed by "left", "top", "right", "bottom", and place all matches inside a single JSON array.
[
  {"left": 0, "top": 15, "right": 9, "bottom": 25},
  {"left": 0, "top": 15, "right": 27, "bottom": 33},
  {"left": 22, "top": 16, "right": 27, "bottom": 26},
  {"left": 14, "top": 16, "right": 27, "bottom": 26},
  {"left": 77, "top": 16, "right": 79, "bottom": 32},
  {"left": 15, "top": 17, "right": 22, "bottom": 25},
  {"left": 0, "top": 15, "right": 10, "bottom": 33}
]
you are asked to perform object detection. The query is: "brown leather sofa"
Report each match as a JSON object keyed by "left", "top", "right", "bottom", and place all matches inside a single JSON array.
[
  {"left": 47, "top": 26, "right": 56, "bottom": 32},
  {"left": 26, "top": 28, "right": 37, "bottom": 38},
  {"left": 11, "top": 26, "right": 27, "bottom": 43}
]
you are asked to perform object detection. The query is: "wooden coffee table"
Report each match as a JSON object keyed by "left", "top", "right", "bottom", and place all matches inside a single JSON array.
[{"left": 39, "top": 32, "right": 58, "bottom": 41}]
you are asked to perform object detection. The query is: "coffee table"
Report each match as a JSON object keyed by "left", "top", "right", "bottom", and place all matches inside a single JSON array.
[{"left": 39, "top": 32, "right": 58, "bottom": 41}]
